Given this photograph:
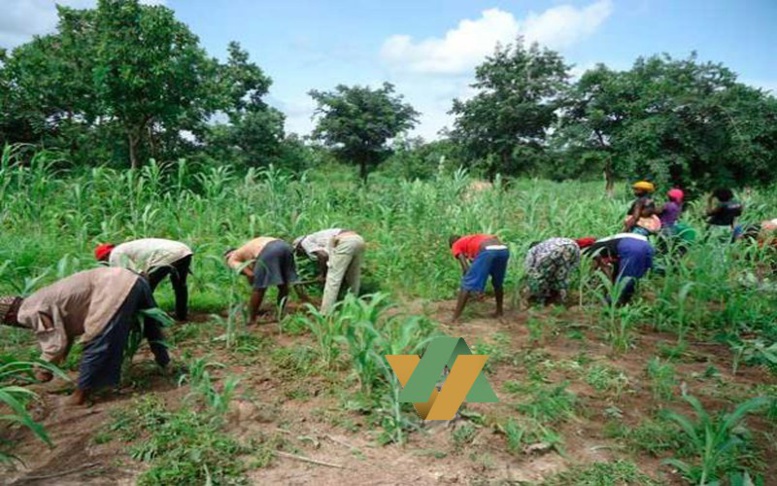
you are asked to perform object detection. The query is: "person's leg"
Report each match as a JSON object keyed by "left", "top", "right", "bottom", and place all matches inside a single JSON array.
[
  {"left": 249, "top": 288, "right": 267, "bottom": 325},
  {"left": 147, "top": 267, "right": 170, "bottom": 292},
  {"left": 136, "top": 278, "right": 170, "bottom": 366},
  {"left": 455, "top": 251, "right": 491, "bottom": 321},
  {"left": 277, "top": 243, "right": 298, "bottom": 316},
  {"left": 532, "top": 257, "right": 554, "bottom": 303},
  {"left": 249, "top": 243, "right": 281, "bottom": 324},
  {"left": 489, "top": 249, "right": 510, "bottom": 317},
  {"left": 75, "top": 280, "right": 143, "bottom": 404},
  {"left": 321, "top": 242, "right": 351, "bottom": 314},
  {"left": 170, "top": 255, "right": 191, "bottom": 321},
  {"left": 555, "top": 244, "right": 580, "bottom": 301},
  {"left": 277, "top": 284, "right": 289, "bottom": 312},
  {"left": 452, "top": 290, "right": 471, "bottom": 321},
  {"left": 344, "top": 236, "right": 365, "bottom": 295}
]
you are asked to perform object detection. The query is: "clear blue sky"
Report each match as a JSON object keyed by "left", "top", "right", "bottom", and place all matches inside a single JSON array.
[{"left": 2, "top": 0, "right": 776, "bottom": 138}]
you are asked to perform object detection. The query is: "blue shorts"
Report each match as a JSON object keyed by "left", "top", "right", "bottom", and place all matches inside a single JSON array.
[{"left": 461, "top": 248, "right": 510, "bottom": 292}]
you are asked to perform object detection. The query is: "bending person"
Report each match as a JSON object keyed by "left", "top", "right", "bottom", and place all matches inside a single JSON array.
[
  {"left": 95, "top": 238, "right": 193, "bottom": 321},
  {"left": 585, "top": 233, "right": 654, "bottom": 305},
  {"left": 525, "top": 237, "right": 590, "bottom": 305},
  {"left": 449, "top": 234, "right": 510, "bottom": 321},
  {"left": 225, "top": 237, "right": 303, "bottom": 325},
  {"left": 706, "top": 188, "right": 743, "bottom": 242},
  {"left": 0, "top": 267, "right": 170, "bottom": 405},
  {"left": 293, "top": 228, "right": 365, "bottom": 314}
]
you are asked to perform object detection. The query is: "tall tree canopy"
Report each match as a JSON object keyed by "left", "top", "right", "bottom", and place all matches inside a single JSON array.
[
  {"left": 556, "top": 53, "right": 777, "bottom": 191},
  {"left": 0, "top": 0, "right": 282, "bottom": 169},
  {"left": 449, "top": 38, "right": 570, "bottom": 180},
  {"left": 309, "top": 83, "right": 419, "bottom": 181}
]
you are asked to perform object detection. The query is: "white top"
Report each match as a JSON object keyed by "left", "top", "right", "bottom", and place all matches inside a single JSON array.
[
  {"left": 295, "top": 228, "right": 342, "bottom": 259},
  {"left": 109, "top": 238, "right": 192, "bottom": 273},
  {"left": 596, "top": 233, "right": 648, "bottom": 243}
]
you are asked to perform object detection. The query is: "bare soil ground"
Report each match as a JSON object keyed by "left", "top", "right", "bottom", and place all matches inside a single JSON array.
[{"left": 2, "top": 299, "right": 776, "bottom": 485}]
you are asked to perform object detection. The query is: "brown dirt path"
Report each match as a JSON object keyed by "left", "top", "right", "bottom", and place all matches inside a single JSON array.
[{"left": 2, "top": 300, "right": 776, "bottom": 485}]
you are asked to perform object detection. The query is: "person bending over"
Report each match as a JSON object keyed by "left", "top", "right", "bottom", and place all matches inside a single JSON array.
[
  {"left": 293, "top": 228, "right": 365, "bottom": 314},
  {"left": 95, "top": 238, "right": 193, "bottom": 321},
  {"left": 449, "top": 234, "right": 510, "bottom": 322},
  {"left": 706, "top": 188, "right": 743, "bottom": 242},
  {"left": 0, "top": 267, "right": 169, "bottom": 405},
  {"left": 584, "top": 233, "right": 654, "bottom": 305},
  {"left": 524, "top": 237, "right": 588, "bottom": 305},
  {"left": 225, "top": 236, "right": 305, "bottom": 325}
]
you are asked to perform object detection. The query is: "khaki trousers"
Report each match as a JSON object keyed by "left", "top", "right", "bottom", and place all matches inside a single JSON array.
[{"left": 321, "top": 234, "right": 365, "bottom": 314}]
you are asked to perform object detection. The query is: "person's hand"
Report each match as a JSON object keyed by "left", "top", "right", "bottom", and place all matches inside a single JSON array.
[{"left": 35, "top": 369, "right": 53, "bottom": 383}]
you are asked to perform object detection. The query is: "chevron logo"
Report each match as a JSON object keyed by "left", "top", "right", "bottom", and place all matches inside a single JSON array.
[{"left": 385, "top": 336, "right": 498, "bottom": 421}]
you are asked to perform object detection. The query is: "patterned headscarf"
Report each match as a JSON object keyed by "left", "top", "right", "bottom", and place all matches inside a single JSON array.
[{"left": 0, "top": 296, "right": 23, "bottom": 327}]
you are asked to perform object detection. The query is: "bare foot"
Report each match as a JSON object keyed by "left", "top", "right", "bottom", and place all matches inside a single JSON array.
[
  {"left": 35, "top": 370, "right": 53, "bottom": 383},
  {"left": 68, "top": 389, "right": 89, "bottom": 406}
]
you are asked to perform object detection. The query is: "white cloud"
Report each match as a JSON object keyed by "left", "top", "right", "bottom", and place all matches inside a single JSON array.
[
  {"left": 381, "top": 0, "right": 612, "bottom": 75},
  {"left": 0, "top": 0, "right": 166, "bottom": 48},
  {"left": 522, "top": 1, "right": 612, "bottom": 51},
  {"left": 374, "top": 1, "right": 615, "bottom": 139}
]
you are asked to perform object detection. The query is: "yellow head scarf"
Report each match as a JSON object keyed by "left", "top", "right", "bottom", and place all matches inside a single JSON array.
[{"left": 632, "top": 181, "right": 655, "bottom": 193}]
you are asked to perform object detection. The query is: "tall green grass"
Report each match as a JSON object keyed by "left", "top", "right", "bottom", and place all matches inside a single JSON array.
[{"left": 3, "top": 146, "right": 777, "bottom": 452}]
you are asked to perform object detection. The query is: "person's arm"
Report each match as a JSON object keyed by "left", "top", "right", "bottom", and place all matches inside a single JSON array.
[
  {"left": 593, "top": 256, "right": 615, "bottom": 282},
  {"left": 228, "top": 253, "right": 255, "bottom": 281},
  {"left": 33, "top": 311, "right": 69, "bottom": 381},
  {"left": 143, "top": 317, "right": 170, "bottom": 368},
  {"left": 313, "top": 250, "right": 329, "bottom": 281},
  {"left": 706, "top": 195, "right": 720, "bottom": 216},
  {"left": 456, "top": 254, "right": 470, "bottom": 275},
  {"left": 626, "top": 201, "right": 642, "bottom": 230},
  {"left": 294, "top": 284, "right": 312, "bottom": 304}
]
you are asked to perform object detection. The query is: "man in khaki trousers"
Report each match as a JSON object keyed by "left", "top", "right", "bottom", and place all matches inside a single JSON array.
[{"left": 294, "top": 229, "right": 365, "bottom": 314}]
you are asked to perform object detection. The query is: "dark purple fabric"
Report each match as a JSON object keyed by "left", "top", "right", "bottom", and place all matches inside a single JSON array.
[{"left": 660, "top": 201, "right": 681, "bottom": 227}]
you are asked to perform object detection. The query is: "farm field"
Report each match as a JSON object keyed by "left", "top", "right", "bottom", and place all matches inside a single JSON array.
[{"left": 2, "top": 154, "right": 777, "bottom": 485}]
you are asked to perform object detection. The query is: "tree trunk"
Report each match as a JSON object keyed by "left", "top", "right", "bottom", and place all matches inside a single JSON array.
[
  {"left": 604, "top": 156, "right": 615, "bottom": 198},
  {"left": 128, "top": 132, "right": 139, "bottom": 170},
  {"left": 359, "top": 159, "right": 368, "bottom": 184}
]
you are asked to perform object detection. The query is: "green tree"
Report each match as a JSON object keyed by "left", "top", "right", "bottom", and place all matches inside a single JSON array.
[
  {"left": 203, "top": 42, "right": 286, "bottom": 168},
  {"left": 449, "top": 38, "right": 570, "bottom": 179},
  {"left": 0, "top": 0, "right": 290, "bottom": 170},
  {"left": 556, "top": 53, "right": 777, "bottom": 192},
  {"left": 93, "top": 0, "right": 217, "bottom": 168},
  {"left": 309, "top": 82, "right": 419, "bottom": 182},
  {"left": 0, "top": 7, "right": 99, "bottom": 153}
]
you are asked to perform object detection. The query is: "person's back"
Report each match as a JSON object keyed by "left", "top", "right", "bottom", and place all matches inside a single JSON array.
[
  {"left": 17, "top": 268, "right": 140, "bottom": 351},
  {"left": 109, "top": 238, "right": 192, "bottom": 273},
  {"left": 708, "top": 200, "right": 743, "bottom": 226},
  {"left": 627, "top": 195, "right": 656, "bottom": 218},
  {"left": 707, "top": 188, "right": 743, "bottom": 228},
  {"left": 227, "top": 237, "right": 277, "bottom": 269},
  {"left": 659, "top": 201, "right": 681, "bottom": 227},
  {"left": 451, "top": 234, "right": 495, "bottom": 260}
]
